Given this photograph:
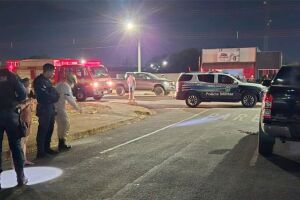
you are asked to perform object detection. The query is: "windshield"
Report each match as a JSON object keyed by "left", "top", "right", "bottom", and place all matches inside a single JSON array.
[
  {"left": 89, "top": 66, "right": 109, "bottom": 78},
  {"left": 272, "top": 66, "right": 300, "bottom": 86}
]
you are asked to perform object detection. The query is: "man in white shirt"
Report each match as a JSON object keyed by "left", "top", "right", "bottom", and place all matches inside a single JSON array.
[{"left": 55, "top": 73, "right": 82, "bottom": 151}]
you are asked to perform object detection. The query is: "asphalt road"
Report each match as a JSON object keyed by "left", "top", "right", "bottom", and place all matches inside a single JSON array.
[{"left": 1, "top": 96, "right": 300, "bottom": 200}]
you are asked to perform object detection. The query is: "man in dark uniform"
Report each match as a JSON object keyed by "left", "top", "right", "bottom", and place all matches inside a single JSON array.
[
  {"left": 0, "top": 60, "right": 28, "bottom": 188},
  {"left": 33, "top": 63, "right": 59, "bottom": 159}
]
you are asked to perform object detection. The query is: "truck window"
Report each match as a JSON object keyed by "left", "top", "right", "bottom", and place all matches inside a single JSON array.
[
  {"left": 218, "top": 75, "right": 234, "bottom": 84},
  {"left": 198, "top": 74, "right": 214, "bottom": 83},
  {"left": 273, "top": 66, "right": 300, "bottom": 86},
  {"left": 90, "top": 67, "right": 108, "bottom": 78},
  {"left": 178, "top": 74, "right": 193, "bottom": 82},
  {"left": 75, "top": 67, "right": 89, "bottom": 79},
  {"left": 135, "top": 73, "right": 147, "bottom": 80}
]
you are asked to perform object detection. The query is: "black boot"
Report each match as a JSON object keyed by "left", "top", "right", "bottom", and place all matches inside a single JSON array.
[
  {"left": 58, "top": 139, "right": 71, "bottom": 152},
  {"left": 45, "top": 148, "right": 59, "bottom": 155}
]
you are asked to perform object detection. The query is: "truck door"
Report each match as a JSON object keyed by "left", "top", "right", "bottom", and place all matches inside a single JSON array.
[
  {"left": 216, "top": 74, "right": 240, "bottom": 101},
  {"left": 134, "top": 73, "right": 150, "bottom": 90},
  {"left": 197, "top": 74, "right": 217, "bottom": 101}
]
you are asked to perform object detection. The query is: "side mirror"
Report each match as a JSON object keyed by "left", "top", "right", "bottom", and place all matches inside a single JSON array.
[
  {"left": 233, "top": 80, "right": 239, "bottom": 84},
  {"left": 262, "top": 79, "right": 272, "bottom": 87}
]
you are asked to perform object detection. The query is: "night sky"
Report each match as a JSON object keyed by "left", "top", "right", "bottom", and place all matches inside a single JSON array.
[{"left": 1, "top": 0, "right": 300, "bottom": 68}]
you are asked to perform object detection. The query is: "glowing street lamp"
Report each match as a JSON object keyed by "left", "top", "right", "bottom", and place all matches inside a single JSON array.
[
  {"left": 126, "top": 22, "right": 135, "bottom": 31},
  {"left": 124, "top": 20, "right": 142, "bottom": 72},
  {"left": 162, "top": 60, "right": 168, "bottom": 66}
]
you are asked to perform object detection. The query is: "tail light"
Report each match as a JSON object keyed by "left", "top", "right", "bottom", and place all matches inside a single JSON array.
[
  {"left": 262, "top": 92, "right": 273, "bottom": 119},
  {"left": 176, "top": 82, "right": 183, "bottom": 92}
]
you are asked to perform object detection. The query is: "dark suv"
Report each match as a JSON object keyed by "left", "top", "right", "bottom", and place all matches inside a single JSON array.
[
  {"left": 176, "top": 72, "right": 265, "bottom": 108},
  {"left": 259, "top": 66, "right": 300, "bottom": 156}
]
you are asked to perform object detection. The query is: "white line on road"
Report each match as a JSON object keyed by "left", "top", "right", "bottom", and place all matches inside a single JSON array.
[{"left": 100, "top": 109, "right": 209, "bottom": 154}]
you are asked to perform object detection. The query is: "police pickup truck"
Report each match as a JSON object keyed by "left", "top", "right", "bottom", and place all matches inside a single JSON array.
[{"left": 176, "top": 72, "right": 265, "bottom": 108}]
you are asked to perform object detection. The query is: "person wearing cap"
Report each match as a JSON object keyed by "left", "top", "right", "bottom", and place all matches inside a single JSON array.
[
  {"left": 33, "top": 63, "right": 60, "bottom": 159},
  {"left": 0, "top": 60, "right": 28, "bottom": 188},
  {"left": 55, "top": 73, "right": 82, "bottom": 151}
]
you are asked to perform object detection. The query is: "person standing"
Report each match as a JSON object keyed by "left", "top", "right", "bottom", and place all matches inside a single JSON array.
[
  {"left": 127, "top": 74, "right": 136, "bottom": 102},
  {"left": 55, "top": 73, "right": 82, "bottom": 151},
  {"left": 0, "top": 60, "right": 28, "bottom": 188},
  {"left": 20, "top": 78, "right": 35, "bottom": 165},
  {"left": 33, "top": 64, "right": 59, "bottom": 159}
]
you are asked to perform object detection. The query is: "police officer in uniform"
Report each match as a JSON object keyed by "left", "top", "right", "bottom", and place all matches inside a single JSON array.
[
  {"left": 33, "top": 64, "right": 59, "bottom": 159},
  {"left": 0, "top": 60, "right": 28, "bottom": 188}
]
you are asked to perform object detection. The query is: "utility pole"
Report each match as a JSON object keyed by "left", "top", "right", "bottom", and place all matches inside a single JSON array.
[
  {"left": 137, "top": 36, "right": 142, "bottom": 72},
  {"left": 263, "top": 0, "right": 271, "bottom": 51}
]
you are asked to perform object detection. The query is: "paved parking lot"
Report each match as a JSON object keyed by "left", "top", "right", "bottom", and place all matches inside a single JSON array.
[{"left": 1, "top": 95, "right": 300, "bottom": 200}]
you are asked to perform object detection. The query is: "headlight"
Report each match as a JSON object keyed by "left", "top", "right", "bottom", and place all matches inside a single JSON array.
[
  {"left": 91, "top": 82, "right": 99, "bottom": 87},
  {"left": 107, "top": 81, "right": 113, "bottom": 86}
]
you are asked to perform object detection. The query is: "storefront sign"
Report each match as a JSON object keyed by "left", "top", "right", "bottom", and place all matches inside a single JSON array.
[{"left": 202, "top": 47, "right": 256, "bottom": 63}]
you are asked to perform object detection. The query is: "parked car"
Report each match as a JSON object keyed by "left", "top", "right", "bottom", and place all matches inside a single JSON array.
[
  {"left": 113, "top": 72, "right": 175, "bottom": 96},
  {"left": 176, "top": 72, "right": 265, "bottom": 108},
  {"left": 259, "top": 65, "right": 300, "bottom": 156}
]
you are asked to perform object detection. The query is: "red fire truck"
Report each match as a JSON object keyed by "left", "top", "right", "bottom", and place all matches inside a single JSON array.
[{"left": 6, "top": 58, "right": 112, "bottom": 101}]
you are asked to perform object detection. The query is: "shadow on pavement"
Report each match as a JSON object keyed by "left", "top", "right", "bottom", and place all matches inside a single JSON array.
[
  {"left": 266, "top": 154, "right": 300, "bottom": 175},
  {"left": 192, "top": 135, "right": 300, "bottom": 200}
]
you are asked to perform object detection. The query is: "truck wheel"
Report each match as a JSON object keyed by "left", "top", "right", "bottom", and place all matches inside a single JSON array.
[
  {"left": 76, "top": 91, "right": 87, "bottom": 102},
  {"left": 154, "top": 86, "right": 165, "bottom": 96},
  {"left": 93, "top": 94, "right": 103, "bottom": 101},
  {"left": 258, "top": 123, "right": 275, "bottom": 156},
  {"left": 185, "top": 93, "right": 201, "bottom": 108},
  {"left": 165, "top": 91, "right": 171, "bottom": 96},
  {"left": 116, "top": 85, "right": 125, "bottom": 96},
  {"left": 241, "top": 92, "right": 257, "bottom": 108}
]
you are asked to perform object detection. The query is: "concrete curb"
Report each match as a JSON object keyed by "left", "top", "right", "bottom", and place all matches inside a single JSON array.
[{"left": 4, "top": 109, "right": 152, "bottom": 160}]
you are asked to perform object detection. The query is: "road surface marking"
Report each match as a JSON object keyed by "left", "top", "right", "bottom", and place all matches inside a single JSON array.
[
  {"left": 249, "top": 146, "right": 259, "bottom": 167},
  {"left": 106, "top": 132, "right": 208, "bottom": 200},
  {"left": 252, "top": 114, "right": 260, "bottom": 123},
  {"left": 233, "top": 114, "right": 247, "bottom": 121},
  {"left": 100, "top": 109, "right": 209, "bottom": 154}
]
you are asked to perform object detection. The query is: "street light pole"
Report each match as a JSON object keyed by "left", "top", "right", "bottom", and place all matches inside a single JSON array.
[
  {"left": 124, "top": 20, "right": 142, "bottom": 72},
  {"left": 137, "top": 35, "right": 142, "bottom": 72}
]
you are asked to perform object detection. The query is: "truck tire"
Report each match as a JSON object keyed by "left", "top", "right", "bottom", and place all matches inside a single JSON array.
[
  {"left": 116, "top": 85, "right": 126, "bottom": 96},
  {"left": 76, "top": 91, "right": 87, "bottom": 102},
  {"left": 258, "top": 123, "right": 275, "bottom": 156},
  {"left": 154, "top": 86, "right": 165, "bottom": 96},
  {"left": 185, "top": 93, "right": 201, "bottom": 108},
  {"left": 93, "top": 94, "right": 103, "bottom": 101},
  {"left": 241, "top": 92, "right": 257, "bottom": 108},
  {"left": 165, "top": 91, "right": 171, "bottom": 96}
]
